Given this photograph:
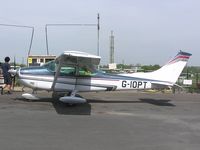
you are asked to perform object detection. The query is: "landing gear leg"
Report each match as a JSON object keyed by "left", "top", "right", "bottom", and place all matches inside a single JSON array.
[
  {"left": 32, "top": 89, "right": 37, "bottom": 94},
  {"left": 52, "top": 92, "right": 65, "bottom": 104}
]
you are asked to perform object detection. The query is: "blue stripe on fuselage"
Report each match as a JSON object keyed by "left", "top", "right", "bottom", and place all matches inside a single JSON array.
[
  {"left": 93, "top": 72, "right": 170, "bottom": 84},
  {"left": 19, "top": 67, "right": 172, "bottom": 85}
]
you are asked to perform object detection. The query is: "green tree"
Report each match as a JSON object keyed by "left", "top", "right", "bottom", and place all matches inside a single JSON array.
[{"left": 141, "top": 64, "right": 160, "bottom": 72}]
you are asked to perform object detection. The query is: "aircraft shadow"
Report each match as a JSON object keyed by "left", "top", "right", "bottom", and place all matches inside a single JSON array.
[
  {"left": 87, "top": 98, "right": 176, "bottom": 107},
  {"left": 14, "top": 96, "right": 175, "bottom": 116},
  {"left": 14, "top": 97, "right": 91, "bottom": 115},
  {"left": 87, "top": 99, "right": 142, "bottom": 104},
  {"left": 52, "top": 102, "right": 91, "bottom": 115},
  {"left": 139, "top": 98, "right": 176, "bottom": 107}
]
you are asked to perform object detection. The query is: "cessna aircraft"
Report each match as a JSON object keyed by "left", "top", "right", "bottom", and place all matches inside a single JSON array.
[{"left": 10, "top": 50, "right": 191, "bottom": 104}]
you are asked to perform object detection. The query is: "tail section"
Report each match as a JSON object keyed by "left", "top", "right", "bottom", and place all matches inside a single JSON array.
[
  {"left": 166, "top": 51, "right": 191, "bottom": 65},
  {"left": 122, "top": 51, "right": 192, "bottom": 84},
  {"left": 150, "top": 51, "right": 192, "bottom": 84}
]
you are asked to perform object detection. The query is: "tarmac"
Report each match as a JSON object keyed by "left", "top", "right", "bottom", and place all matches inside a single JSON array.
[{"left": 0, "top": 88, "right": 200, "bottom": 150}]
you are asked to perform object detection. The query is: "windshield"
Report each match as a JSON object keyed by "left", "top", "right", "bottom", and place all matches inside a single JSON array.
[{"left": 43, "top": 60, "right": 56, "bottom": 72}]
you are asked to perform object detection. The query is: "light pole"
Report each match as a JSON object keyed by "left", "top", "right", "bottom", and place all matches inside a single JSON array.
[
  {"left": 45, "top": 14, "right": 100, "bottom": 56},
  {"left": 0, "top": 24, "right": 34, "bottom": 65}
]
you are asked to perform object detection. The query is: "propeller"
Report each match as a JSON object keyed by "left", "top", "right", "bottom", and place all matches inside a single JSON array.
[{"left": 12, "top": 56, "right": 16, "bottom": 90}]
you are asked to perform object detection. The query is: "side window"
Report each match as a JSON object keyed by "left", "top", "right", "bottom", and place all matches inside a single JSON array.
[
  {"left": 59, "top": 66, "right": 76, "bottom": 76},
  {"left": 78, "top": 65, "right": 97, "bottom": 77},
  {"left": 79, "top": 66, "right": 92, "bottom": 76}
]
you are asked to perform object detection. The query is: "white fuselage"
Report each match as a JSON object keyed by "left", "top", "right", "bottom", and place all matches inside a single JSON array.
[
  {"left": 18, "top": 72, "right": 153, "bottom": 92},
  {"left": 16, "top": 50, "right": 191, "bottom": 93}
]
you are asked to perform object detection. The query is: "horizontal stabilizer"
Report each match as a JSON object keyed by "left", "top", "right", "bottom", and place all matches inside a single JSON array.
[
  {"left": 151, "top": 83, "right": 170, "bottom": 89},
  {"left": 59, "top": 96, "right": 86, "bottom": 104}
]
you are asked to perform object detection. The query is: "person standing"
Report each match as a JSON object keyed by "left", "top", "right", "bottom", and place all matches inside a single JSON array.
[{"left": 1, "top": 57, "right": 12, "bottom": 94}]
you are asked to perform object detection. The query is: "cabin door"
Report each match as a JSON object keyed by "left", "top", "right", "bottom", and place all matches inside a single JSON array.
[{"left": 52, "top": 63, "right": 77, "bottom": 92}]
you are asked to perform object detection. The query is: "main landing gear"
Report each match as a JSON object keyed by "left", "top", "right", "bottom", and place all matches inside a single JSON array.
[{"left": 52, "top": 90, "right": 86, "bottom": 105}]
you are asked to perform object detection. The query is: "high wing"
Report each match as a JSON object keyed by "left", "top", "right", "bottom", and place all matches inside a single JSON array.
[{"left": 56, "top": 51, "right": 101, "bottom": 65}]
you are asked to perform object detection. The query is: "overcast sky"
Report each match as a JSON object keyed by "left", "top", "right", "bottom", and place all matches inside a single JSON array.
[{"left": 0, "top": 0, "right": 199, "bottom": 66}]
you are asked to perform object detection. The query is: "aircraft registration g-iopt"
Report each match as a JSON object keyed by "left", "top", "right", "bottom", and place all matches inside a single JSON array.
[{"left": 10, "top": 50, "right": 191, "bottom": 104}]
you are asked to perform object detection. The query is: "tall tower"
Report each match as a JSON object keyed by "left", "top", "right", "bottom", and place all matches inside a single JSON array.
[{"left": 110, "top": 31, "right": 114, "bottom": 64}]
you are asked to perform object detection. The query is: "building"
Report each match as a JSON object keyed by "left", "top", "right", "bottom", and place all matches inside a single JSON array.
[{"left": 28, "top": 55, "right": 56, "bottom": 66}]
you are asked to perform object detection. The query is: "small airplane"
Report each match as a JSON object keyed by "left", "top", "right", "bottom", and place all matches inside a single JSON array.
[{"left": 10, "top": 50, "right": 191, "bottom": 104}]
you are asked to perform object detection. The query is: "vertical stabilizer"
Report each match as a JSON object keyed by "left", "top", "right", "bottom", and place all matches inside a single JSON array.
[
  {"left": 150, "top": 51, "right": 192, "bottom": 84},
  {"left": 122, "top": 51, "right": 192, "bottom": 84}
]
